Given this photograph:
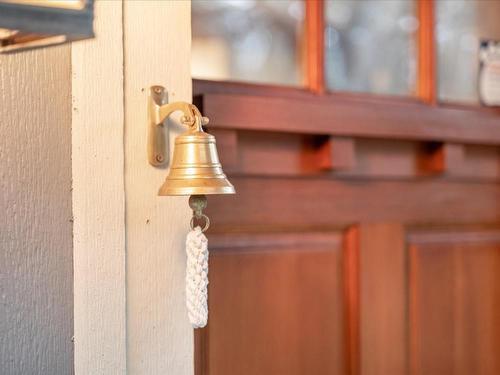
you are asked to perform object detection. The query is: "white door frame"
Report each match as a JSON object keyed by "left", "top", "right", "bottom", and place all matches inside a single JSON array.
[{"left": 72, "top": 1, "right": 193, "bottom": 374}]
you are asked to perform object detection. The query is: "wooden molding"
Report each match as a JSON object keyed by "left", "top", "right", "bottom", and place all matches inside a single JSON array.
[
  {"left": 207, "top": 177, "right": 500, "bottom": 231},
  {"left": 305, "top": 0, "right": 325, "bottom": 94},
  {"left": 343, "top": 224, "right": 408, "bottom": 375},
  {"left": 200, "top": 93, "right": 500, "bottom": 146},
  {"left": 344, "top": 227, "right": 361, "bottom": 375},
  {"left": 417, "top": 0, "right": 436, "bottom": 104}
]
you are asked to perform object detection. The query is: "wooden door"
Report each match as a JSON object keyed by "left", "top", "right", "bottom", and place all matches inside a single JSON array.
[{"left": 193, "top": 81, "right": 500, "bottom": 375}]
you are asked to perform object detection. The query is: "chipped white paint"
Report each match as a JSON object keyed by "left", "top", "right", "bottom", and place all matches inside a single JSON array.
[
  {"left": 123, "top": 1, "right": 193, "bottom": 374},
  {"left": 72, "top": 1, "right": 127, "bottom": 374},
  {"left": 0, "top": 46, "right": 74, "bottom": 373}
]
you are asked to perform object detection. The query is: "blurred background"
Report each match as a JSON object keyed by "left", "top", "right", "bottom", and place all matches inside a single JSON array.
[
  {"left": 192, "top": 0, "right": 500, "bottom": 101},
  {"left": 191, "top": 1, "right": 500, "bottom": 374}
]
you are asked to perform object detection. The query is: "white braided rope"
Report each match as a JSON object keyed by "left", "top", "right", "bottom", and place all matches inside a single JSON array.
[{"left": 185, "top": 226, "right": 209, "bottom": 328}]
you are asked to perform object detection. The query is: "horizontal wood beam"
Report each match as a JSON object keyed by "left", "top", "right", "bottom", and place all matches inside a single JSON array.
[
  {"left": 209, "top": 231, "right": 342, "bottom": 251},
  {"left": 200, "top": 93, "right": 500, "bottom": 146},
  {"left": 208, "top": 129, "right": 500, "bottom": 180},
  {"left": 206, "top": 177, "right": 500, "bottom": 231},
  {"left": 408, "top": 228, "right": 500, "bottom": 245}
]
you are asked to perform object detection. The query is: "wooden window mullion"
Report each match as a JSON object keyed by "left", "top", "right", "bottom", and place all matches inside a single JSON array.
[
  {"left": 417, "top": 0, "right": 436, "bottom": 104},
  {"left": 306, "top": 0, "right": 325, "bottom": 94}
]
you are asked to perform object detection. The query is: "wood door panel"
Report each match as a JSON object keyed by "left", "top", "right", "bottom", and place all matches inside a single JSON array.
[
  {"left": 409, "top": 230, "right": 500, "bottom": 375},
  {"left": 358, "top": 224, "right": 407, "bottom": 375},
  {"left": 194, "top": 82, "right": 500, "bottom": 375},
  {"left": 199, "top": 232, "right": 345, "bottom": 375}
]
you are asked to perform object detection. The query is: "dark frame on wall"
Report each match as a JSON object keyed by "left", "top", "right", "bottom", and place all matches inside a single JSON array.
[{"left": 0, "top": 0, "right": 94, "bottom": 53}]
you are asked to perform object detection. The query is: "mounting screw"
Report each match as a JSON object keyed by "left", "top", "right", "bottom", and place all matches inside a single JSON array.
[
  {"left": 155, "top": 154, "right": 164, "bottom": 163},
  {"left": 154, "top": 87, "right": 162, "bottom": 94}
]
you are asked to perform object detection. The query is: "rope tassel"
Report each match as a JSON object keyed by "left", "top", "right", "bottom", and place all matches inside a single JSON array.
[{"left": 185, "top": 226, "right": 209, "bottom": 328}]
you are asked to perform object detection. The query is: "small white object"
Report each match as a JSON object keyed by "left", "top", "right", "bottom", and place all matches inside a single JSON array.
[
  {"left": 479, "top": 40, "right": 500, "bottom": 106},
  {"left": 185, "top": 226, "right": 209, "bottom": 328}
]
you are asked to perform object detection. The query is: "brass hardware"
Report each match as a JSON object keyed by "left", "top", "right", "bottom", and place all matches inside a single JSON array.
[
  {"left": 148, "top": 86, "right": 169, "bottom": 167},
  {"left": 189, "top": 195, "right": 210, "bottom": 232},
  {"left": 148, "top": 85, "right": 235, "bottom": 197}
]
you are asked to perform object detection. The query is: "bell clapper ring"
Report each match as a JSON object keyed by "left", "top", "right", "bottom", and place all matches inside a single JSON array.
[{"left": 189, "top": 195, "right": 210, "bottom": 232}]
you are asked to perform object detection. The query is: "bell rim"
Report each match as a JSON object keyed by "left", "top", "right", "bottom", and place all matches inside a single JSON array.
[{"left": 158, "top": 185, "right": 236, "bottom": 196}]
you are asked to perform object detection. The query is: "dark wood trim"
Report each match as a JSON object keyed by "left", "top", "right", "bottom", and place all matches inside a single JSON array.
[
  {"left": 199, "top": 92, "right": 500, "bottom": 145},
  {"left": 408, "top": 244, "right": 420, "bottom": 375},
  {"left": 194, "top": 79, "right": 431, "bottom": 102},
  {"left": 417, "top": 0, "right": 436, "bottom": 104},
  {"left": 194, "top": 79, "right": 500, "bottom": 113},
  {"left": 194, "top": 79, "right": 500, "bottom": 114},
  {"left": 194, "top": 329, "right": 208, "bottom": 375},
  {"left": 343, "top": 226, "right": 360, "bottom": 375},
  {"left": 194, "top": 79, "right": 314, "bottom": 99},
  {"left": 305, "top": 0, "right": 325, "bottom": 93},
  {"left": 408, "top": 227, "right": 500, "bottom": 245},
  {"left": 209, "top": 231, "right": 342, "bottom": 252},
  {"left": 207, "top": 177, "right": 500, "bottom": 231},
  {"left": 358, "top": 224, "right": 408, "bottom": 374}
]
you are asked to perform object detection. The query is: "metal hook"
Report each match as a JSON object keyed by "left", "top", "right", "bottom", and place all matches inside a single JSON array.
[
  {"left": 189, "top": 194, "right": 210, "bottom": 232},
  {"left": 190, "top": 214, "right": 210, "bottom": 232},
  {"left": 147, "top": 86, "right": 209, "bottom": 167}
]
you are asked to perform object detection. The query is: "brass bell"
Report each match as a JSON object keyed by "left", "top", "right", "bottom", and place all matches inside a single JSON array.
[
  {"left": 148, "top": 86, "right": 235, "bottom": 232},
  {"left": 147, "top": 88, "right": 234, "bottom": 328},
  {"left": 158, "top": 114, "right": 235, "bottom": 196}
]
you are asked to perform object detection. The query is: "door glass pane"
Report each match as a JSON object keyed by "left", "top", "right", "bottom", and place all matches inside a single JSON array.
[
  {"left": 324, "top": 0, "right": 418, "bottom": 96},
  {"left": 436, "top": 0, "right": 500, "bottom": 104},
  {"left": 191, "top": 0, "right": 305, "bottom": 86}
]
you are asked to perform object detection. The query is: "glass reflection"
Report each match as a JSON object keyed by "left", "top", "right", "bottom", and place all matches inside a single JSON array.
[
  {"left": 191, "top": 0, "right": 305, "bottom": 86},
  {"left": 324, "top": 0, "right": 418, "bottom": 96},
  {"left": 436, "top": 0, "right": 500, "bottom": 104}
]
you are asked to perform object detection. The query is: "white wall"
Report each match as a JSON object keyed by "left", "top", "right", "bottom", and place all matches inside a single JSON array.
[
  {"left": 123, "top": 2, "right": 193, "bottom": 374},
  {"left": 72, "top": 1, "right": 126, "bottom": 374},
  {"left": 0, "top": 2, "right": 192, "bottom": 373},
  {"left": 0, "top": 46, "right": 74, "bottom": 374},
  {"left": 72, "top": 1, "right": 193, "bottom": 374}
]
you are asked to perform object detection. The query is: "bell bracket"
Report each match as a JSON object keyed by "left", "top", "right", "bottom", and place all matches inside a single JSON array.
[{"left": 148, "top": 85, "right": 209, "bottom": 167}]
